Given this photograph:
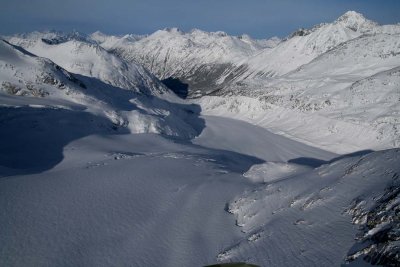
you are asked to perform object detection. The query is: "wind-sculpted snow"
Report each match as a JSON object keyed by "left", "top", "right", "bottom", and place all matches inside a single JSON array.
[
  {"left": 221, "top": 149, "right": 400, "bottom": 266},
  {"left": 1, "top": 115, "right": 333, "bottom": 266},
  {"left": 1, "top": 113, "right": 398, "bottom": 266},
  {"left": 0, "top": 132, "right": 257, "bottom": 266}
]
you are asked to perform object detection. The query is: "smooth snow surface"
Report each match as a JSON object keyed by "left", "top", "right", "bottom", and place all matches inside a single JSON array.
[
  {"left": 2, "top": 113, "right": 399, "bottom": 267},
  {"left": 193, "top": 116, "right": 336, "bottom": 162},
  {"left": 0, "top": 133, "right": 254, "bottom": 266},
  {"left": 0, "top": 115, "right": 332, "bottom": 267}
]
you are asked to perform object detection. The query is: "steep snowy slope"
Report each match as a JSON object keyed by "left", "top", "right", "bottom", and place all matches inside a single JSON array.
[
  {"left": 219, "top": 148, "right": 400, "bottom": 266},
  {"left": 198, "top": 64, "right": 400, "bottom": 153},
  {"left": 6, "top": 32, "right": 165, "bottom": 95},
  {"left": 0, "top": 39, "right": 204, "bottom": 141},
  {"left": 198, "top": 13, "right": 400, "bottom": 154},
  {"left": 230, "top": 11, "right": 400, "bottom": 80},
  {"left": 290, "top": 33, "right": 400, "bottom": 78},
  {"left": 83, "top": 11, "right": 399, "bottom": 99},
  {"left": 106, "top": 28, "right": 279, "bottom": 96},
  {"left": 0, "top": 39, "right": 87, "bottom": 100}
]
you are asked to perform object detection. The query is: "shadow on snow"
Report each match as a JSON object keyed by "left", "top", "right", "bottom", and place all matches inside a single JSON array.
[
  {"left": 0, "top": 74, "right": 265, "bottom": 177},
  {"left": 288, "top": 149, "right": 375, "bottom": 168}
]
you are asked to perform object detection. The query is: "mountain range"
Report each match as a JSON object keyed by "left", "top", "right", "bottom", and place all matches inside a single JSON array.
[{"left": 1, "top": 10, "right": 399, "bottom": 267}]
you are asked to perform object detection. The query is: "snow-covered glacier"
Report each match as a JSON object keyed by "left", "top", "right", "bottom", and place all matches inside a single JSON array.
[{"left": 1, "top": 10, "right": 399, "bottom": 267}]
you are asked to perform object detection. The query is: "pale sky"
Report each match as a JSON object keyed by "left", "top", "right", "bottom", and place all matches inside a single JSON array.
[{"left": 2, "top": 0, "right": 400, "bottom": 38}]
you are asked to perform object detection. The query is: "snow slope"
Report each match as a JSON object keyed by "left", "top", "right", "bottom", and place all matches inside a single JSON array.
[
  {"left": 193, "top": 116, "right": 335, "bottom": 163},
  {"left": 89, "top": 31, "right": 145, "bottom": 50},
  {"left": 231, "top": 11, "right": 400, "bottom": 79},
  {"left": 109, "top": 28, "right": 268, "bottom": 77},
  {"left": 0, "top": 131, "right": 253, "bottom": 266},
  {"left": 1, "top": 10, "right": 400, "bottom": 267},
  {"left": 0, "top": 39, "right": 204, "bottom": 140},
  {"left": 104, "top": 28, "right": 279, "bottom": 96},
  {"left": 6, "top": 32, "right": 165, "bottom": 95},
  {"left": 87, "top": 11, "right": 399, "bottom": 98},
  {"left": 197, "top": 14, "right": 400, "bottom": 154},
  {"left": 0, "top": 113, "right": 334, "bottom": 266},
  {"left": 1, "top": 114, "right": 398, "bottom": 266},
  {"left": 221, "top": 148, "right": 400, "bottom": 266}
]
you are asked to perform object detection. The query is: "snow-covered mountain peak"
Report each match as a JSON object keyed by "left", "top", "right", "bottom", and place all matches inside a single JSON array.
[
  {"left": 0, "top": 39, "right": 87, "bottom": 99},
  {"left": 337, "top": 10, "right": 367, "bottom": 22},
  {"left": 160, "top": 27, "right": 183, "bottom": 34},
  {"left": 5, "top": 33, "right": 171, "bottom": 95},
  {"left": 226, "top": 10, "right": 393, "bottom": 80},
  {"left": 151, "top": 28, "right": 231, "bottom": 40},
  {"left": 103, "top": 27, "right": 269, "bottom": 96},
  {"left": 89, "top": 31, "right": 145, "bottom": 49},
  {"left": 90, "top": 30, "right": 108, "bottom": 39},
  {"left": 334, "top": 10, "right": 377, "bottom": 32},
  {"left": 5, "top": 30, "right": 93, "bottom": 49},
  {"left": 0, "top": 39, "right": 36, "bottom": 61},
  {"left": 285, "top": 11, "right": 376, "bottom": 41},
  {"left": 0, "top": 38, "right": 205, "bottom": 140},
  {"left": 237, "top": 34, "right": 252, "bottom": 41},
  {"left": 89, "top": 31, "right": 113, "bottom": 43},
  {"left": 214, "top": 31, "right": 228, "bottom": 37}
]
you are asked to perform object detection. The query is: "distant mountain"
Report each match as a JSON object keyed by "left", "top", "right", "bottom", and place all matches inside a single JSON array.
[
  {"left": 3, "top": 11, "right": 399, "bottom": 152},
  {"left": 89, "top": 31, "right": 146, "bottom": 50},
  {"left": 5, "top": 32, "right": 166, "bottom": 95},
  {"left": 196, "top": 12, "right": 400, "bottom": 153},
  {"left": 4, "top": 29, "right": 281, "bottom": 97},
  {"left": 0, "top": 39, "right": 87, "bottom": 99},
  {"left": 229, "top": 11, "right": 400, "bottom": 80},
  {"left": 100, "top": 28, "right": 279, "bottom": 97},
  {"left": 83, "top": 11, "right": 400, "bottom": 99},
  {"left": 0, "top": 39, "right": 204, "bottom": 139},
  {"left": 1, "top": 11, "right": 400, "bottom": 267}
]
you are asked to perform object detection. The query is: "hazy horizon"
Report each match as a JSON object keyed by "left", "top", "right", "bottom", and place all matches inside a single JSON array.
[{"left": 2, "top": 0, "right": 400, "bottom": 39}]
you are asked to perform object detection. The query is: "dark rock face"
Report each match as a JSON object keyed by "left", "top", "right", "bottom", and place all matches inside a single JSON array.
[
  {"left": 346, "top": 172, "right": 400, "bottom": 266},
  {"left": 161, "top": 77, "right": 188, "bottom": 99},
  {"left": 289, "top": 28, "right": 312, "bottom": 38},
  {"left": 158, "top": 63, "right": 240, "bottom": 98}
]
